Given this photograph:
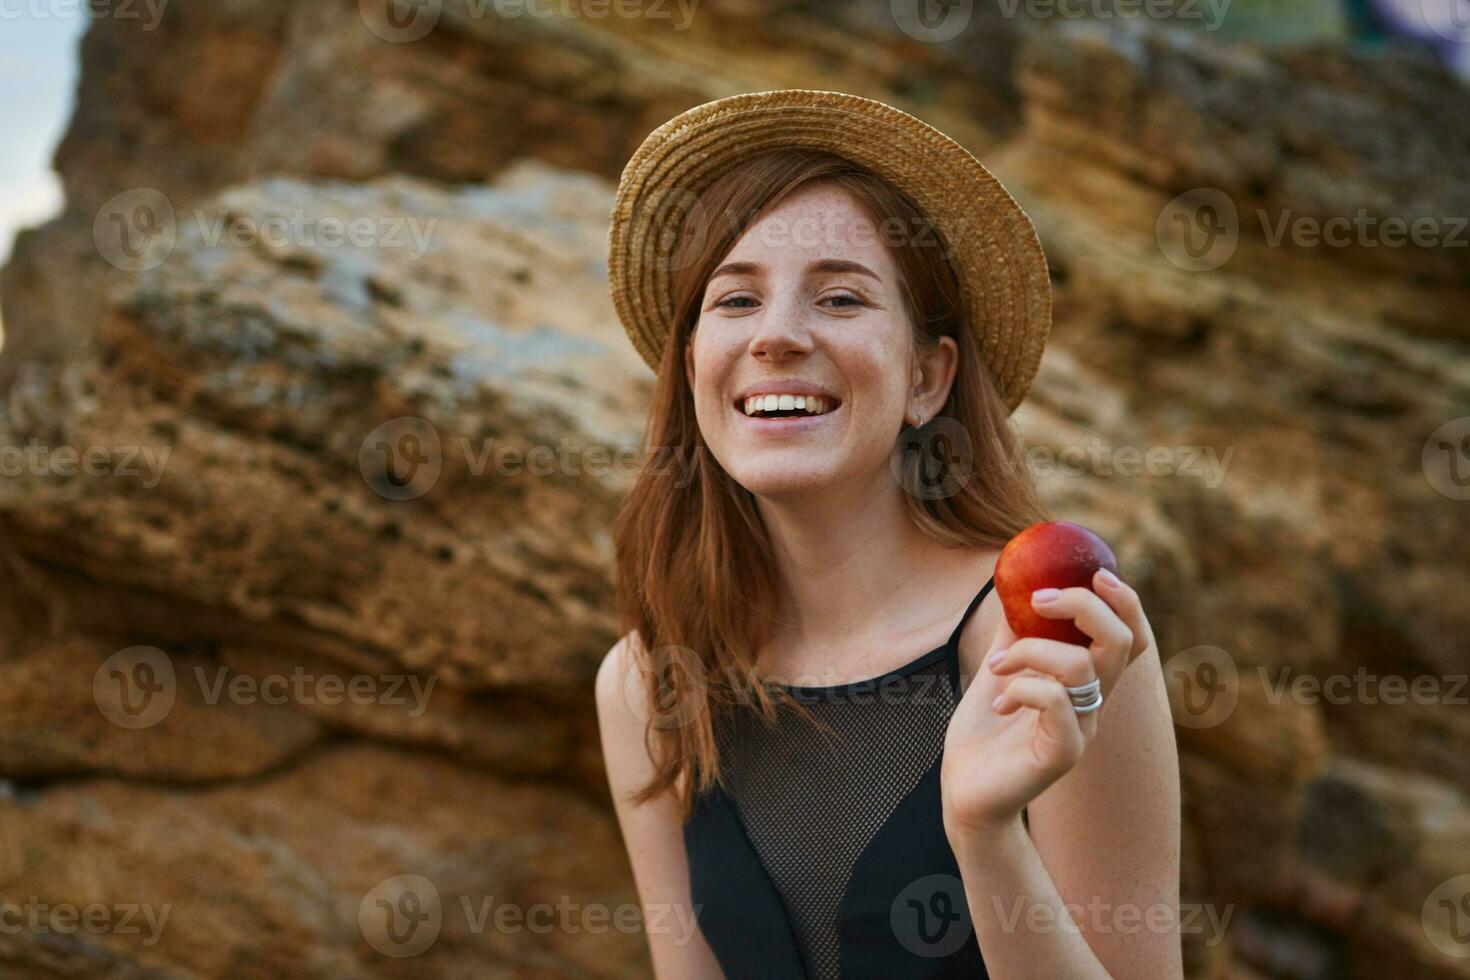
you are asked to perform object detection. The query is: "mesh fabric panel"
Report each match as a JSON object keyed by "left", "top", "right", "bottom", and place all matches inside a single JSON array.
[{"left": 712, "top": 652, "right": 960, "bottom": 980}]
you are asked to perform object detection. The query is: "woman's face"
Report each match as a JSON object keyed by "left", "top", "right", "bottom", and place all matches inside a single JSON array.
[{"left": 685, "top": 182, "right": 936, "bottom": 500}]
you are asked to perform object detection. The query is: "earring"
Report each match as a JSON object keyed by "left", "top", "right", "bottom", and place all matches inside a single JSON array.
[{"left": 910, "top": 411, "right": 925, "bottom": 429}]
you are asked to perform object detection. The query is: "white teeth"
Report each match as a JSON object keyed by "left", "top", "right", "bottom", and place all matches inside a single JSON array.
[{"left": 739, "top": 394, "right": 836, "bottom": 417}]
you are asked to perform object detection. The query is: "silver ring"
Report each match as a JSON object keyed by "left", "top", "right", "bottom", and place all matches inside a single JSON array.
[
  {"left": 1072, "top": 690, "right": 1103, "bottom": 714},
  {"left": 1066, "top": 678, "right": 1101, "bottom": 703}
]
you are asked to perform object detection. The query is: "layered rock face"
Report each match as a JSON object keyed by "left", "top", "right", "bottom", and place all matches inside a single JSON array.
[{"left": 1, "top": 3, "right": 1467, "bottom": 978}]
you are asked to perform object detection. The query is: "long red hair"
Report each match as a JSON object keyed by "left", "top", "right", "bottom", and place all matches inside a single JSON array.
[{"left": 612, "top": 148, "right": 1045, "bottom": 819}]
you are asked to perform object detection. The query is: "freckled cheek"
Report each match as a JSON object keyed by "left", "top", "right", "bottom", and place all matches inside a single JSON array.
[
  {"left": 688, "top": 329, "right": 741, "bottom": 419},
  {"left": 826, "top": 342, "right": 905, "bottom": 429}
]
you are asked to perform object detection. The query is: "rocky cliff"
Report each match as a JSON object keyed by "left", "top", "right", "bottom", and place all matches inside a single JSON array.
[{"left": 1, "top": 2, "right": 1467, "bottom": 978}]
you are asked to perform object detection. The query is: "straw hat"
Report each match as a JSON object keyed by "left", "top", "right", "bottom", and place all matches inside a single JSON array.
[{"left": 606, "top": 88, "right": 1052, "bottom": 413}]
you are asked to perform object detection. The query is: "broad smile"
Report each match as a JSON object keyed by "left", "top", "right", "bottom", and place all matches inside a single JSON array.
[{"left": 731, "top": 390, "right": 844, "bottom": 434}]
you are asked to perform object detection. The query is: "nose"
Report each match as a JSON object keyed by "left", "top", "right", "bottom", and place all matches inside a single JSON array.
[{"left": 747, "top": 289, "right": 814, "bottom": 364}]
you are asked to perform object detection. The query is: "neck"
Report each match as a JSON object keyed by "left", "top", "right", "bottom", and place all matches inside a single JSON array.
[{"left": 753, "top": 469, "right": 973, "bottom": 651}]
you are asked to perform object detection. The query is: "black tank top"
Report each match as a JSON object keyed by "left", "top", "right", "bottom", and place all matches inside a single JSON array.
[{"left": 683, "top": 576, "right": 995, "bottom": 979}]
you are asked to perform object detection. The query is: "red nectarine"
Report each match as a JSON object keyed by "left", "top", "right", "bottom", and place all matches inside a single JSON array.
[{"left": 994, "top": 521, "right": 1119, "bottom": 646}]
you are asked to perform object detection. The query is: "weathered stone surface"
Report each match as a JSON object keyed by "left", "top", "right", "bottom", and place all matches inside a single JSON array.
[
  {"left": 0, "top": 745, "right": 644, "bottom": 979},
  {"left": 0, "top": 636, "right": 321, "bottom": 782},
  {"left": 2, "top": 164, "right": 650, "bottom": 694}
]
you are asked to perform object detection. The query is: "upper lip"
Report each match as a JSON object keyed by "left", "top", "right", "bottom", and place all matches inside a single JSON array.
[{"left": 733, "top": 381, "right": 842, "bottom": 405}]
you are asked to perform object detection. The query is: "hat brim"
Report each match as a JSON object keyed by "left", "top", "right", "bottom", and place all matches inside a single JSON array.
[{"left": 607, "top": 89, "right": 1052, "bottom": 414}]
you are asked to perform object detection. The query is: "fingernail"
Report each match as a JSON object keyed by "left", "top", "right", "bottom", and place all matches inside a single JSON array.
[
  {"left": 991, "top": 694, "right": 1004, "bottom": 710},
  {"left": 1097, "top": 568, "right": 1120, "bottom": 587},
  {"left": 988, "top": 648, "right": 1008, "bottom": 666},
  {"left": 1032, "top": 588, "right": 1060, "bottom": 603}
]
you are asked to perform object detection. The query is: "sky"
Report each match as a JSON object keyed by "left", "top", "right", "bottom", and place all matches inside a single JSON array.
[{"left": 0, "top": 11, "right": 86, "bottom": 265}]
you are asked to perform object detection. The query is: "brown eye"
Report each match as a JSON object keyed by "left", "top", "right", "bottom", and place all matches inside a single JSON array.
[{"left": 821, "top": 292, "right": 864, "bottom": 308}]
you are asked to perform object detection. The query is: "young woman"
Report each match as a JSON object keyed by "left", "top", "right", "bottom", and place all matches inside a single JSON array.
[{"left": 596, "top": 91, "right": 1181, "bottom": 979}]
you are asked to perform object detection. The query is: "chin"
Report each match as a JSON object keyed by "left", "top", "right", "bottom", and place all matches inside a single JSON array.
[{"left": 726, "top": 460, "right": 844, "bottom": 499}]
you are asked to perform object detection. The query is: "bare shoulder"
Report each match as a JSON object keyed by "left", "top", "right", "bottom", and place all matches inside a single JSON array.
[
  {"left": 595, "top": 630, "right": 693, "bottom": 801},
  {"left": 595, "top": 630, "right": 649, "bottom": 732},
  {"left": 595, "top": 629, "right": 667, "bottom": 810},
  {"left": 953, "top": 545, "right": 1004, "bottom": 692}
]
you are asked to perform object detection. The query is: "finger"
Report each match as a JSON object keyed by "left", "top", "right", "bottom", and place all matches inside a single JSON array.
[
  {"left": 992, "top": 675, "right": 1095, "bottom": 743},
  {"left": 1091, "top": 568, "right": 1154, "bottom": 663},
  {"left": 1030, "top": 586, "right": 1134, "bottom": 660},
  {"left": 988, "top": 637, "right": 1097, "bottom": 690}
]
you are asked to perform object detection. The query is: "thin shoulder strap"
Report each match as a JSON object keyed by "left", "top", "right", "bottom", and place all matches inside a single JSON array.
[{"left": 946, "top": 574, "right": 996, "bottom": 649}]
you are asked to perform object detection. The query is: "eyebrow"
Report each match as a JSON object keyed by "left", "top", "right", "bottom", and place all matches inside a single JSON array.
[{"left": 707, "top": 258, "right": 882, "bottom": 283}]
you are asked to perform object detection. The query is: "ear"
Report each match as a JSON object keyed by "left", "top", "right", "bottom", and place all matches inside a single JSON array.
[{"left": 908, "top": 335, "right": 959, "bottom": 423}]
